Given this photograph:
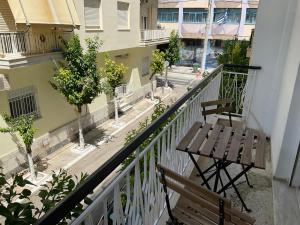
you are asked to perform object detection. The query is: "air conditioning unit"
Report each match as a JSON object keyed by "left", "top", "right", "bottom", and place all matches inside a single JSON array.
[{"left": 0, "top": 74, "right": 10, "bottom": 91}]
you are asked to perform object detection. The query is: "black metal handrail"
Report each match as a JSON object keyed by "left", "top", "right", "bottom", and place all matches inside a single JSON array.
[
  {"left": 224, "top": 64, "right": 262, "bottom": 70},
  {"left": 35, "top": 65, "right": 224, "bottom": 225}
]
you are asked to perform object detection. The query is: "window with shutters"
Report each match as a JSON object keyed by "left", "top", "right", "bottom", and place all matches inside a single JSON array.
[
  {"left": 84, "top": 0, "right": 101, "bottom": 30},
  {"left": 141, "top": 57, "right": 150, "bottom": 76},
  {"left": 117, "top": 1, "right": 130, "bottom": 30},
  {"left": 8, "top": 86, "right": 40, "bottom": 119}
]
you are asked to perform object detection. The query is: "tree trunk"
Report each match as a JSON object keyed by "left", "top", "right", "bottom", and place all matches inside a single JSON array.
[
  {"left": 150, "top": 74, "right": 155, "bottom": 101},
  {"left": 26, "top": 146, "right": 36, "bottom": 181},
  {"left": 77, "top": 106, "right": 85, "bottom": 150}
]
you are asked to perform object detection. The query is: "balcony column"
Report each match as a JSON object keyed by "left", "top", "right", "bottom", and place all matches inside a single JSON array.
[
  {"left": 178, "top": 2, "right": 183, "bottom": 38},
  {"left": 238, "top": 0, "right": 248, "bottom": 39}
]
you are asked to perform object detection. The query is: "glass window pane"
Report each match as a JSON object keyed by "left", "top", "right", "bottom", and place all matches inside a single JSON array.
[{"left": 246, "top": 8, "right": 257, "bottom": 24}]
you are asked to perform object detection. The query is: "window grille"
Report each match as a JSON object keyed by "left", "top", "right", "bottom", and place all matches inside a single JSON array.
[
  {"left": 158, "top": 8, "right": 179, "bottom": 23},
  {"left": 213, "top": 8, "right": 241, "bottom": 24},
  {"left": 183, "top": 8, "right": 208, "bottom": 23},
  {"left": 8, "top": 86, "right": 39, "bottom": 119},
  {"left": 245, "top": 8, "right": 257, "bottom": 24}
]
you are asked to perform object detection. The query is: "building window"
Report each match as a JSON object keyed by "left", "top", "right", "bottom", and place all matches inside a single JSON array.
[
  {"left": 183, "top": 8, "right": 208, "bottom": 23},
  {"left": 158, "top": 8, "right": 179, "bottom": 23},
  {"left": 84, "top": 0, "right": 101, "bottom": 29},
  {"left": 8, "top": 86, "right": 40, "bottom": 119},
  {"left": 213, "top": 8, "right": 241, "bottom": 24},
  {"left": 117, "top": 1, "right": 130, "bottom": 30},
  {"left": 142, "top": 56, "right": 150, "bottom": 76},
  {"left": 245, "top": 8, "right": 257, "bottom": 24}
]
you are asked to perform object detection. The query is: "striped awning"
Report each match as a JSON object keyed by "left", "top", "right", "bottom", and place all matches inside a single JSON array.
[{"left": 7, "top": 0, "right": 80, "bottom": 27}]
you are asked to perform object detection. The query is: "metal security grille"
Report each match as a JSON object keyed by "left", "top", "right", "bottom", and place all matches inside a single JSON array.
[{"left": 8, "top": 86, "right": 39, "bottom": 119}]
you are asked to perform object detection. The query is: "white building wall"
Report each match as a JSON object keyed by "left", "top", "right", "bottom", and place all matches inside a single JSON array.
[{"left": 247, "top": 0, "right": 300, "bottom": 183}]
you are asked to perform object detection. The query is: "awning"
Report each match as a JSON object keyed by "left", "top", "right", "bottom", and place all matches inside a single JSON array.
[{"left": 7, "top": 0, "right": 80, "bottom": 27}]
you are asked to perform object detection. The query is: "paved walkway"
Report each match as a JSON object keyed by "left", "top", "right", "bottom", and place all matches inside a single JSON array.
[{"left": 27, "top": 85, "right": 187, "bottom": 195}]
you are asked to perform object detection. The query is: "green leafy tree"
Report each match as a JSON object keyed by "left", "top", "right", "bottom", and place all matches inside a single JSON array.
[
  {"left": 0, "top": 169, "right": 91, "bottom": 225},
  {"left": 216, "top": 39, "right": 250, "bottom": 72},
  {"left": 150, "top": 49, "right": 165, "bottom": 100},
  {"left": 101, "top": 54, "right": 128, "bottom": 96},
  {"left": 0, "top": 114, "right": 36, "bottom": 180},
  {"left": 165, "top": 30, "right": 181, "bottom": 68},
  {"left": 50, "top": 35, "right": 103, "bottom": 150}
]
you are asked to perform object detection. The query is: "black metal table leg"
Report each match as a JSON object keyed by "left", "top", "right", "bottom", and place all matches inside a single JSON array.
[
  {"left": 188, "top": 153, "right": 211, "bottom": 190},
  {"left": 217, "top": 165, "right": 253, "bottom": 212},
  {"left": 242, "top": 165, "right": 253, "bottom": 188}
]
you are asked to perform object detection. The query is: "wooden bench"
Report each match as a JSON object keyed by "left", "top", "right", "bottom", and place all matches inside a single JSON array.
[{"left": 157, "top": 164, "right": 255, "bottom": 225}]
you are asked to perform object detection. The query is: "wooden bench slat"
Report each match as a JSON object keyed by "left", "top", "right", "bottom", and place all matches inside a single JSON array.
[
  {"left": 201, "top": 99, "right": 233, "bottom": 107},
  {"left": 226, "top": 129, "right": 244, "bottom": 163},
  {"left": 241, "top": 129, "right": 254, "bottom": 166},
  {"left": 177, "top": 198, "right": 233, "bottom": 225},
  {"left": 173, "top": 208, "right": 211, "bottom": 225},
  {"left": 213, "top": 127, "right": 233, "bottom": 160},
  {"left": 175, "top": 206, "right": 216, "bottom": 225},
  {"left": 254, "top": 133, "right": 266, "bottom": 169},
  {"left": 177, "top": 122, "right": 202, "bottom": 151},
  {"left": 202, "top": 106, "right": 233, "bottom": 116},
  {"left": 157, "top": 164, "right": 230, "bottom": 206},
  {"left": 200, "top": 125, "right": 222, "bottom": 156},
  {"left": 189, "top": 123, "right": 212, "bottom": 154}
]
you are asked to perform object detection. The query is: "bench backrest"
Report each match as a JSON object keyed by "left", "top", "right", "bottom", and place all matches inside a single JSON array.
[{"left": 157, "top": 164, "right": 255, "bottom": 225}]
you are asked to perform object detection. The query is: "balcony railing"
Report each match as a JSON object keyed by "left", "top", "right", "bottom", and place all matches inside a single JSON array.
[
  {"left": 0, "top": 31, "right": 65, "bottom": 57},
  {"left": 140, "top": 29, "right": 172, "bottom": 46},
  {"left": 35, "top": 65, "right": 261, "bottom": 225}
]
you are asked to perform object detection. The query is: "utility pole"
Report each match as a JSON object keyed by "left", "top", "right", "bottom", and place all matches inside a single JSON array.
[{"left": 201, "top": 0, "right": 213, "bottom": 71}]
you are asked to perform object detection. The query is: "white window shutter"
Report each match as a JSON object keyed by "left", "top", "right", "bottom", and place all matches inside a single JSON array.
[
  {"left": 84, "top": 0, "right": 101, "bottom": 28},
  {"left": 117, "top": 2, "right": 129, "bottom": 29}
]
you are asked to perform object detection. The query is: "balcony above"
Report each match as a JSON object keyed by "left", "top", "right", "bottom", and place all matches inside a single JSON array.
[
  {"left": 0, "top": 31, "right": 68, "bottom": 68},
  {"left": 140, "top": 29, "right": 172, "bottom": 46}
]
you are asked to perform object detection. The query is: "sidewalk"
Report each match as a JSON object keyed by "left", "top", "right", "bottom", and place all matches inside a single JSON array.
[{"left": 27, "top": 85, "right": 187, "bottom": 194}]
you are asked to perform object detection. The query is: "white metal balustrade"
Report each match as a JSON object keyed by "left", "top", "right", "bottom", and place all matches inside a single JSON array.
[
  {"left": 0, "top": 31, "right": 65, "bottom": 56},
  {"left": 140, "top": 29, "right": 173, "bottom": 45},
  {"left": 71, "top": 67, "right": 223, "bottom": 225}
]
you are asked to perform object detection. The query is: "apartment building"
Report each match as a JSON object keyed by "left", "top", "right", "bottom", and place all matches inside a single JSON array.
[
  {"left": 0, "top": 0, "right": 169, "bottom": 175},
  {"left": 158, "top": 0, "right": 259, "bottom": 64}
]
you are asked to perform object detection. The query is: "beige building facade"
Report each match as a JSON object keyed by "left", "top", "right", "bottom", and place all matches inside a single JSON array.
[
  {"left": 0, "top": 0, "right": 169, "bottom": 175},
  {"left": 158, "top": 0, "right": 259, "bottom": 41}
]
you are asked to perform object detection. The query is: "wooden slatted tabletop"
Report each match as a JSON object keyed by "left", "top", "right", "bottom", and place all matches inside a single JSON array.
[{"left": 177, "top": 122, "right": 267, "bottom": 169}]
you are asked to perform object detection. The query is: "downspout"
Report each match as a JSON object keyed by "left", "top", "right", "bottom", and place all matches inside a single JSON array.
[{"left": 19, "top": 0, "right": 30, "bottom": 28}]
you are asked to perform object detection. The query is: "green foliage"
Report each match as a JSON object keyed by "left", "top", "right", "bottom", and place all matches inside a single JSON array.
[
  {"left": 50, "top": 35, "right": 103, "bottom": 112},
  {"left": 165, "top": 30, "right": 181, "bottom": 67},
  {"left": 0, "top": 114, "right": 35, "bottom": 152},
  {"left": 0, "top": 169, "right": 91, "bottom": 225},
  {"left": 101, "top": 54, "right": 128, "bottom": 96},
  {"left": 150, "top": 49, "right": 165, "bottom": 80},
  {"left": 121, "top": 102, "right": 176, "bottom": 170},
  {"left": 216, "top": 39, "right": 250, "bottom": 72}
]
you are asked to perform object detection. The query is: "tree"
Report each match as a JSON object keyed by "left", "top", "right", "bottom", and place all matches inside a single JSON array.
[
  {"left": 101, "top": 54, "right": 128, "bottom": 96},
  {"left": 50, "top": 35, "right": 103, "bottom": 150},
  {"left": 0, "top": 114, "right": 36, "bottom": 180},
  {"left": 150, "top": 49, "right": 165, "bottom": 100},
  {"left": 216, "top": 39, "right": 250, "bottom": 72},
  {"left": 0, "top": 169, "right": 91, "bottom": 225},
  {"left": 165, "top": 30, "right": 181, "bottom": 68}
]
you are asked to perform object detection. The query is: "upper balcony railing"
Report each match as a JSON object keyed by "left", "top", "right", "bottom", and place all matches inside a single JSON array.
[
  {"left": 140, "top": 29, "right": 173, "bottom": 46},
  {"left": 0, "top": 31, "right": 65, "bottom": 58},
  {"left": 35, "top": 65, "right": 261, "bottom": 225}
]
